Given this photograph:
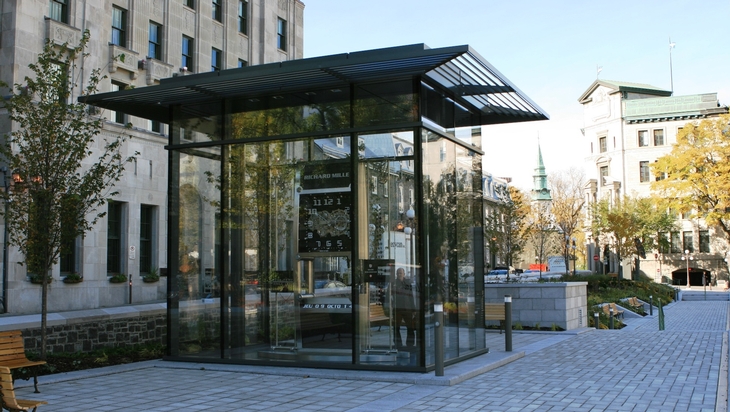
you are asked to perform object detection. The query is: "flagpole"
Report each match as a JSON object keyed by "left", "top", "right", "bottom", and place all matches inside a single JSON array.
[{"left": 669, "top": 37, "right": 676, "bottom": 94}]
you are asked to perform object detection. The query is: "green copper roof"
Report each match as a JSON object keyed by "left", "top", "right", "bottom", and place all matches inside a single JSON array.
[
  {"left": 624, "top": 93, "right": 727, "bottom": 122},
  {"left": 578, "top": 79, "right": 671, "bottom": 103}
]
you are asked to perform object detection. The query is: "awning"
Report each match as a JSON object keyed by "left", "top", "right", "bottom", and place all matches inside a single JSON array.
[{"left": 80, "top": 44, "right": 548, "bottom": 126}]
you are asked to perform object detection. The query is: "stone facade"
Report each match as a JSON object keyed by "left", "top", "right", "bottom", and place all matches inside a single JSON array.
[
  {"left": 0, "top": 0, "right": 304, "bottom": 314},
  {"left": 484, "top": 282, "right": 588, "bottom": 331}
]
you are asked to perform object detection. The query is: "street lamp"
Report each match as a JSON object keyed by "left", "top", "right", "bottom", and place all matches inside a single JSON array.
[{"left": 681, "top": 249, "right": 693, "bottom": 288}]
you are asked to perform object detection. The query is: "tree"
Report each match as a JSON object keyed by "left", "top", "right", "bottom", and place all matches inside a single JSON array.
[
  {"left": 0, "top": 31, "right": 135, "bottom": 358},
  {"left": 652, "top": 114, "right": 730, "bottom": 239},
  {"left": 591, "top": 196, "right": 676, "bottom": 279},
  {"left": 550, "top": 168, "right": 586, "bottom": 273},
  {"left": 486, "top": 187, "right": 530, "bottom": 270},
  {"left": 526, "top": 201, "right": 559, "bottom": 279}
]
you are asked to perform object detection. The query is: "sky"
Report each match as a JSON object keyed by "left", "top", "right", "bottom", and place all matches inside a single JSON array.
[{"left": 302, "top": 0, "right": 730, "bottom": 191}]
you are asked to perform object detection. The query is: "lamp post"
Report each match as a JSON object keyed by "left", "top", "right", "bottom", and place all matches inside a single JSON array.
[
  {"left": 0, "top": 168, "right": 10, "bottom": 313},
  {"left": 681, "top": 249, "right": 693, "bottom": 288}
]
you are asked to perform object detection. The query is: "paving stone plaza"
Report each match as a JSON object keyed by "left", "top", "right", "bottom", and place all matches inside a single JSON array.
[{"left": 10, "top": 290, "right": 729, "bottom": 411}]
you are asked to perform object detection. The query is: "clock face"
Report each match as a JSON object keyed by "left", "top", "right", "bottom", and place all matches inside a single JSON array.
[{"left": 299, "top": 192, "right": 352, "bottom": 253}]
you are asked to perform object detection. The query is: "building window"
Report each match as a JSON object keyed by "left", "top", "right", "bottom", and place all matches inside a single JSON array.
[
  {"left": 238, "top": 59, "right": 247, "bottom": 68},
  {"left": 140, "top": 205, "right": 155, "bottom": 274},
  {"left": 699, "top": 230, "right": 710, "bottom": 253},
  {"left": 599, "top": 166, "right": 608, "bottom": 185},
  {"left": 277, "top": 18, "right": 287, "bottom": 51},
  {"left": 111, "top": 7, "right": 127, "bottom": 48},
  {"left": 211, "top": 48, "right": 221, "bottom": 71},
  {"left": 110, "top": 81, "right": 127, "bottom": 124},
  {"left": 639, "top": 161, "right": 650, "bottom": 183},
  {"left": 182, "top": 36, "right": 194, "bottom": 71},
  {"left": 238, "top": 1, "right": 248, "bottom": 34},
  {"left": 148, "top": 22, "right": 162, "bottom": 60},
  {"left": 638, "top": 130, "right": 648, "bottom": 147},
  {"left": 183, "top": 0, "right": 194, "bottom": 8},
  {"left": 599, "top": 136, "right": 607, "bottom": 153},
  {"left": 670, "top": 232, "right": 681, "bottom": 253},
  {"left": 107, "top": 201, "right": 123, "bottom": 274},
  {"left": 212, "top": 0, "right": 222, "bottom": 22},
  {"left": 658, "top": 232, "right": 669, "bottom": 254},
  {"left": 653, "top": 129, "right": 664, "bottom": 146},
  {"left": 49, "top": 0, "right": 68, "bottom": 23},
  {"left": 60, "top": 237, "right": 76, "bottom": 274},
  {"left": 149, "top": 120, "right": 161, "bottom": 133},
  {"left": 683, "top": 231, "right": 694, "bottom": 253}
]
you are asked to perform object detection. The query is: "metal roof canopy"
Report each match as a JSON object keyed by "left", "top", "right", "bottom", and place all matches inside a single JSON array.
[{"left": 81, "top": 43, "right": 548, "bottom": 126}]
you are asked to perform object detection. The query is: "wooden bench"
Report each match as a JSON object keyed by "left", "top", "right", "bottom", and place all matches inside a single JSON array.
[
  {"left": 626, "top": 297, "right": 644, "bottom": 311},
  {"left": 0, "top": 366, "right": 46, "bottom": 412},
  {"left": 484, "top": 303, "right": 506, "bottom": 334},
  {"left": 602, "top": 303, "right": 624, "bottom": 319},
  {"left": 0, "top": 331, "right": 46, "bottom": 393},
  {"left": 369, "top": 304, "right": 390, "bottom": 331}
]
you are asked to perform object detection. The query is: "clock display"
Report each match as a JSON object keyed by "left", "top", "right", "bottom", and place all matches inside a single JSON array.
[{"left": 298, "top": 192, "right": 352, "bottom": 253}]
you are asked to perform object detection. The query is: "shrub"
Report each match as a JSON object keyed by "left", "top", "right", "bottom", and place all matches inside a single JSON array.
[
  {"left": 109, "top": 273, "right": 127, "bottom": 283},
  {"left": 63, "top": 273, "right": 83, "bottom": 283}
]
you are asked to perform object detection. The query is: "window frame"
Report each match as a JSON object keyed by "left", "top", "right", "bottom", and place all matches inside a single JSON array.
[
  {"left": 238, "top": 0, "right": 248, "bottom": 34},
  {"left": 670, "top": 232, "right": 681, "bottom": 253},
  {"left": 182, "top": 35, "right": 194, "bottom": 72},
  {"left": 184, "top": 0, "right": 195, "bottom": 9},
  {"left": 140, "top": 205, "right": 155, "bottom": 274},
  {"left": 699, "top": 230, "right": 710, "bottom": 253},
  {"left": 110, "top": 81, "right": 127, "bottom": 124},
  {"left": 598, "top": 135, "right": 607, "bottom": 153},
  {"left": 277, "top": 17, "right": 287, "bottom": 51},
  {"left": 653, "top": 129, "right": 664, "bottom": 146},
  {"left": 148, "top": 21, "right": 162, "bottom": 60},
  {"left": 49, "top": 0, "right": 69, "bottom": 24},
  {"left": 107, "top": 201, "right": 123, "bottom": 274},
  {"left": 111, "top": 6, "right": 127, "bottom": 48},
  {"left": 639, "top": 161, "right": 650, "bottom": 183},
  {"left": 637, "top": 130, "right": 649, "bottom": 147},
  {"left": 211, "top": 47, "right": 222, "bottom": 71},
  {"left": 683, "top": 231, "right": 694, "bottom": 253},
  {"left": 212, "top": 0, "right": 222, "bottom": 22}
]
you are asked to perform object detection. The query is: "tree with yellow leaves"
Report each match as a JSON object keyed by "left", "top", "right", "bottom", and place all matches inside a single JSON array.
[{"left": 652, "top": 114, "right": 730, "bottom": 239}]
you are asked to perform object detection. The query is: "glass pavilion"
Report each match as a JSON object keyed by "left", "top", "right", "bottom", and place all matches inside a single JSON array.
[{"left": 83, "top": 44, "right": 548, "bottom": 372}]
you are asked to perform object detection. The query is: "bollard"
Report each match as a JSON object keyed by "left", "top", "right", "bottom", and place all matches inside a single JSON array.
[
  {"left": 434, "top": 302, "right": 444, "bottom": 376},
  {"left": 594, "top": 312, "right": 600, "bottom": 329},
  {"left": 504, "top": 295, "right": 512, "bottom": 352},
  {"left": 649, "top": 295, "right": 653, "bottom": 316},
  {"left": 609, "top": 307, "right": 614, "bottom": 330},
  {"left": 129, "top": 274, "right": 133, "bottom": 304}
]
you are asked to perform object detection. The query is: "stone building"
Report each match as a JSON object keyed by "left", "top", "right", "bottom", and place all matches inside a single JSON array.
[
  {"left": 579, "top": 80, "right": 730, "bottom": 284},
  {"left": 0, "top": 0, "right": 304, "bottom": 314}
]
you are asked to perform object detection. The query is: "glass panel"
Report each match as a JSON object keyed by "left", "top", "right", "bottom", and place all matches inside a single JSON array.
[
  {"left": 355, "top": 138, "right": 420, "bottom": 365},
  {"left": 222, "top": 137, "right": 354, "bottom": 364},
  {"left": 422, "top": 129, "right": 458, "bottom": 363},
  {"left": 172, "top": 143, "right": 222, "bottom": 358},
  {"left": 229, "top": 88, "right": 350, "bottom": 138},
  {"left": 354, "top": 80, "right": 416, "bottom": 128},
  {"left": 172, "top": 104, "right": 221, "bottom": 144}
]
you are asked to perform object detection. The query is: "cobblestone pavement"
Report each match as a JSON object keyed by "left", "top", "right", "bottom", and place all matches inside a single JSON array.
[{"left": 13, "top": 299, "right": 729, "bottom": 411}]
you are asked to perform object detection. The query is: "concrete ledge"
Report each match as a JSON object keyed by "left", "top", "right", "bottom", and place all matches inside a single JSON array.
[{"left": 0, "top": 302, "right": 167, "bottom": 331}]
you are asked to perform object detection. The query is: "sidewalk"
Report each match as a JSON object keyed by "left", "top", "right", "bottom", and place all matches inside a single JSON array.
[{"left": 10, "top": 297, "right": 730, "bottom": 411}]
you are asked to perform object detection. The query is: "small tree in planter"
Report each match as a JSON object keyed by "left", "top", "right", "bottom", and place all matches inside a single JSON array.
[{"left": 0, "top": 31, "right": 135, "bottom": 359}]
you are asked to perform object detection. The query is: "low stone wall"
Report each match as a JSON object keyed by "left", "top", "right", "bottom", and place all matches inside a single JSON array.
[
  {"left": 0, "top": 303, "right": 167, "bottom": 354},
  {"left": 484, "top": 282, "right": 588, "bottom": 331}
]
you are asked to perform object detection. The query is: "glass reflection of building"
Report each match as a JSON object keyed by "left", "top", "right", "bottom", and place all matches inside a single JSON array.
[{"left": 83, "top": 44, "right": 548, "bottom": 372}]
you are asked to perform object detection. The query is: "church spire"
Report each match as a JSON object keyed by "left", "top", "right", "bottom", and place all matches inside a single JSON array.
[{"left": 532, "top": 140, "right": 551, "bottom": 201}]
